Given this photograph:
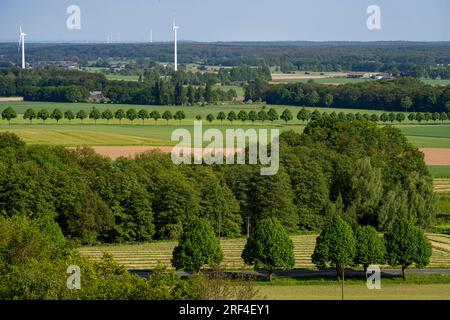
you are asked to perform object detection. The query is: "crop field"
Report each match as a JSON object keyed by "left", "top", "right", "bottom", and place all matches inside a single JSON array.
[
  {"left": 1, "top": 102, "right": 449, "bottom": 149},
  {"left": 271, "top": 77, "right": 370, "bottom": 85},
  {"left": 429, "top": 166, "right": 450, "bottom": 179},
  {"left": 257, "top": 282, "right": 450, "bottom": 300},
  {"left": 435, "top": 180, "right": 450, "bottom": 194},
  {"left": 78, "top": 234, "right": 450, "bottom": 271}
]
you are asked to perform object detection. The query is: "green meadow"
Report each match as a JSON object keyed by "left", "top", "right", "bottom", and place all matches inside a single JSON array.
[{"left": 1, "top": 101, "right": 449, "bottom": 148}]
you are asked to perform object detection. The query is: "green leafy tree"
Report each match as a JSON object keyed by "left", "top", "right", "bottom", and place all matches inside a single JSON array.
[
  {"left": 380, "top": 113, "right": 388, "bottom": 123},
  {"left": 267, "top": 108, "right": 279, "bottom": 123},
  {"left": 432, "top": 112, "right": 440, "bottom": 122},
  {"left": 174, "top": 110, "right": 186, "bottom": 124},
  {"left": 187, "top": 84, "right": 195, "bottom": 106},
  {"left": 311, "top": 110, "right": 321, "bottom": 121},
  {"left": 227, "top": 111, "right": 237, "bottom": 124},
  {"left": 237, "top": 110, "right": 248, "bottom": 123},
  {"left": 323, "top": 94, "right": 333, "bottom": 107},
  {"left": 258, "top": 110, "right": 268, "bottom": 123},
  {"left": 280, "top": 109, "right": 293, "bottom": 124},
  {"left": 370, "top": 114, "right": 379, "bottom": 122},
  {"left": 172, "top": 219, "right": 223, "bottom": 272},
  {"left": 384, "top": 219, "right": 432, "bottom": 280},
  {"left": 217, "top": 111, "right": 226, "bottom": 124},
  {"left": 312, "top": 216, "right": 356, "bottom": 278},
  {"left": 23, "top": 108, "right": 36, "bottom": 124},
  {"left": 64, "top": 110, "right": 75, "bottom": 122},
  {"left": 248, "top": 110, "right": 258, "bottom": 123},
  {"left": 354, "top": 226, "right": 386, "bottom": 272},
  {"left": 115, "top": 109, "right": 125, "bottom": 124},
  {"left": 396, "top": 113, "right": 406, "bottom": 123},
  {"left": 297, "top": 108, "right": 311, "bottom": 122},
  {"left": 408, "top": 113, "right": 416, "bottom": 122},
  {"left": 307, "top": 90, "right": 320, "bottom": 106},
  {"left": 242, "top": 218, "right": 295, "bottom": 281},
  {"left": 89, "top": 107, "right": 101, "bottom": 125},
  {"left": 162, "top": 110, "right": 173, "bottom": 125},
  {"left": 206, "top": 114, "right": 214, "bottom": 123},
  {"left": 101, "top": 109, "right": 114, "bottom": 123},
  {"left": 1, "top": 107, "right": 17, "bottom": 125},
  {"left": 50, "top": 109, "right": 63, "bottom": 124},
  {"left": 37, "top": 109, "right": 50, "bottom": 124},
  {"left": 195, "top": 114, "right": 202, "bottom": 121},
  {"left": 150, "top": 110, "right": 161, "bottom": 124},
  {"left": 138, "top": 109, "right": 149, "bottom": 124},
  {"left": 126, "top": 108, "right": 138, "bottom": 124},
  {"left": 439, "top": 112, "right": 448, "bottom": 123},
  {"left": 416, "top": 112, "right": 424, "bottom": 122},
  {"left": 76, "top": 110, "right": 87, "bottom": 123},
  {"left": 401, "top": 96, "right": 413, "bottom": 112}
]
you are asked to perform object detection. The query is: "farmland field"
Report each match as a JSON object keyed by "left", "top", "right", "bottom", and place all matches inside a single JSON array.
[
  {"left": 78, "top": 234, "right": 450, "bottom": 271},
  {"left": 1, "top": 102, "right": 450, "bottom": 149},
  {"left": 429, "top": 166, "right": 450, "bottom": 178},
  {"left": 257, "top": 282, "right": 450, "bottom": 300}
]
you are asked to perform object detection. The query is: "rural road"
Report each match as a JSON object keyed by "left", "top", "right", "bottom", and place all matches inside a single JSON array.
[{"left": 134, "top": 269, "right": 450, "bottom": 279}]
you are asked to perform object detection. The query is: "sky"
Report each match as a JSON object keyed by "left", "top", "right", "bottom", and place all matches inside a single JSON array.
[{"left": 0, "top": 0, "right": 449, "bottom": 42}]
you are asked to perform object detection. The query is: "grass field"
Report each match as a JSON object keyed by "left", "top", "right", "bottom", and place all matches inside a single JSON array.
[
  {"left": 78, "top": 234, "right": 450, "bottom": 271},
  {"left": 1, "top": 102, "right": 449, "bottom": 148},
  {"left": 429, "top": 166, "right": 450, "bottom": 178},
  {"left": 257, "top": 282, "right": 450, "bottom": 300}
]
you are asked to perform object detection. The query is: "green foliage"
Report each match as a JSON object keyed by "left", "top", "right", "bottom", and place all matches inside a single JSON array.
[
  {"left": 23, "top": 108, "right": 36, "bottom": 123},
  {"left": 312, "top": 216, "right": 356, "bottom": 273},
  {"left": 354, "top": 225, "right": 386, "bottom": 271},
  {"left": 242, "top": 218, "right": 294, "bottom": 279},
  {"left": 50, "top": 108, "right": 63, "bottom": 123},
  {"left": 172, "top": 219, "right": 223, "bottom": 271},
  {"left": 1, "top": 107, "right": 17, "bottom": 124},
  {"left": 384, "top": 219, "right": 432, "bottom": 280}
]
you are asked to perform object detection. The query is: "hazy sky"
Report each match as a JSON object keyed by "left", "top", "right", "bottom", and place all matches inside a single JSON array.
[{"left": 0, "top": 0, "right": 449, "bottom": 42}]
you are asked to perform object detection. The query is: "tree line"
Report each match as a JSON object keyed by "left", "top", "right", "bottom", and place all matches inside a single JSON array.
[
  {"left": 173, "top": 217, "right": 431, "bottom": 282},
  {"left": 246, "top": 77, "right": 450, "bottom": 113},
  {"left": 1, "top": 42, "right": 449, "bottom": 76},
  {"left": 2, "top": 105, "right": 450, "bottom": 126}
]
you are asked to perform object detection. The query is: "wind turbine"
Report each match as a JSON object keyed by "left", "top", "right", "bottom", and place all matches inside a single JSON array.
[
  {"left": 150, "top": 29, "right": 153, "bottom": 43},
  {"left": 172, "top": 19, "right": 179, "bottom": 71},
  {"left": 18, "top": 26, "right": 27, "bottom": 69}
]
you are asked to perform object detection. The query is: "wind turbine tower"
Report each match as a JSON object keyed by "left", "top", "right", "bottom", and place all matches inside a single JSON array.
[
  {"left": 172, "top": 19, "right": 179, "bottom": 71},
  {"left": 18, "top": 26, "right": 27, "bottom": 69}
]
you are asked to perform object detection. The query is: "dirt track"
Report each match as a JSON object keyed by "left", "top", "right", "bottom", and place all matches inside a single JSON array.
[
  {"left": 80, "top": 146, "right": 450, "bottom": 166},
  {"left": 85, "top": 146, "right": 240, "bottom": 160}
]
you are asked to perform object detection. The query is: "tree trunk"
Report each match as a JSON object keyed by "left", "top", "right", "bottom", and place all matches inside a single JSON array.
[
  {"left": 341, "top": 268, "right": 345, "bottom": 301},
  {"left": 269, "top": 271, "right": 273, "bottom": 282},
  {"left": 402, "top": 267, "right": 406, "bottom": 281}
]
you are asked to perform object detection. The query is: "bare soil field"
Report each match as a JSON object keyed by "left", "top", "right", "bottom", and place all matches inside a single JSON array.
[
  {"left": 0, "top": 97, "right": 23, "bottom": 102},
  {"left": 81, "top": 146, "right": 240, "bottom": 160},
  {"left": 421, "top": 148, "right": 450, "bottom": 166},
  {"left": 81, "top": 146, "right": 450, "bottom": 165}
]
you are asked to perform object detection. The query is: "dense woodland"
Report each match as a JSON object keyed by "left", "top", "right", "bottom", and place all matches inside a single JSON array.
[
  {"left": 1, "top": 42, "right": 450, "bottom": 77},
  {"left": 0, "top": 119, "right": 436, "bottom": 245},
  {"left": 246, "top": 77, "right": 450, "bottom": 113}
]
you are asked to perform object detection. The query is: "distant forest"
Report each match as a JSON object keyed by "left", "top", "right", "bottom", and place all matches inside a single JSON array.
[{"left": 1, "top": 42, "right": 450, "bottom": 77}]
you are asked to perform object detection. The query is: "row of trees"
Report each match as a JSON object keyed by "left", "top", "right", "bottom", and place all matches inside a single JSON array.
[
  {"left": 246, "top": 78, "right": 450, "bottom": 113},
  {"left": 3, "top": 106, "right": 450, "bottom": 126},
  {"left": 172, "top": 217, "right": 431, "bottom": 282}
]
